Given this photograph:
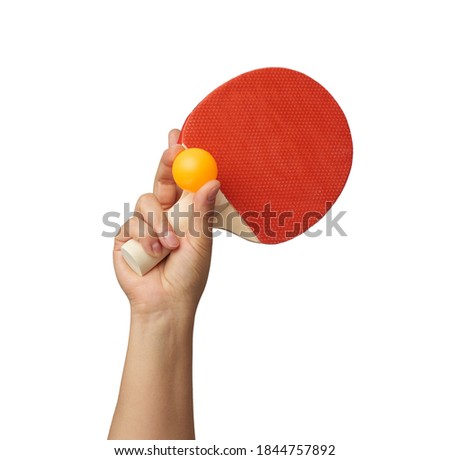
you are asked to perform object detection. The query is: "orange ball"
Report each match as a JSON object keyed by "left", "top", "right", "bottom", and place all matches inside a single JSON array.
[{"left": 172, "top": 148, "right": 218, "bottom": 192}]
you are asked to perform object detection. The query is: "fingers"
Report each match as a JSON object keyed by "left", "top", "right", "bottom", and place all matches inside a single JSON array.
[
  {"left": 135, "top": 193, "right": 180, "bottom": 250},
  {"left": 168, "top": 129, "right": 180, "bottom": 148},
  {"left": 188, "top": 180, "right": 221, "bottom": 251},
  {"left": 114, "top": 192, "right": 180, "bottom": 259},
  {"left": 193, "top": 180, "right": 221, "bottom": 214},
  {"left": 114, "top": 216, "right": 163, "bottom": 257},
  {"left": 153, "top": 130, "right": 183, "bottom": 209}
]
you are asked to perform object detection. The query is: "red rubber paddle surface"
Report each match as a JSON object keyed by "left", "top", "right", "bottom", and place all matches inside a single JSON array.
[{"left": 179, "top": 68, "right": 352, "bottom": 244}]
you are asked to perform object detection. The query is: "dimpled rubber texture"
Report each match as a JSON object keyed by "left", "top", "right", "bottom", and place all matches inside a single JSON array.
[{"left": 179, "top": 68, "right": 352, "bottom": 244}]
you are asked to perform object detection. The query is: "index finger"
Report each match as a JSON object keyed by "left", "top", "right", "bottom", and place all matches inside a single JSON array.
[
  {"left": 153, "top": 129, "right": 183, "bottom": 209},
  {"left": 168, "top": 129, "right": 180, "bottom": 148}
]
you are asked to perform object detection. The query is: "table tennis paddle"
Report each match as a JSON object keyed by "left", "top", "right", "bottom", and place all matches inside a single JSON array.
[{"left": 121, "top": 67, "right": 353, "bottom": 275}]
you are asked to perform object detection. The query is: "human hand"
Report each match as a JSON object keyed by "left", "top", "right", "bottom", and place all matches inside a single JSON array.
[{"left": 113, "top": 129, "right": 220, "bottom": 320}]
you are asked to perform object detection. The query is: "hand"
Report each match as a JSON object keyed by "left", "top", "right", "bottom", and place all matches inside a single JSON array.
[{"left": 113, "top": 129, "right": 220, "bottom": 320}]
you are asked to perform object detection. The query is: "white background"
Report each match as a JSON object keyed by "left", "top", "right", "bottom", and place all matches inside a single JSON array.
[{"left": 1, "top": 1, "right": 449, "bottom": 459}]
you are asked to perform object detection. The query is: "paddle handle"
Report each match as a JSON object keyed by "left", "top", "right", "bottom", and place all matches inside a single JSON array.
[{"left": 121, "top": 240, "right": 171, "bottom": 276}]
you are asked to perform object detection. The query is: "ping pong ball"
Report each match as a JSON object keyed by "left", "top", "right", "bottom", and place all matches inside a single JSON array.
[{"left": 172, "top": 148, "right": 218, "bottom": 192}]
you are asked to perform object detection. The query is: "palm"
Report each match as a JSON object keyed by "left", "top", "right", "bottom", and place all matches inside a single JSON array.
[{"left": 113, "top": 235, "right": 211, "bottom": 316}]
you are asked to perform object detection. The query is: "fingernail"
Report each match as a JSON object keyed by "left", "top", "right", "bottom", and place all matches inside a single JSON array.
[
  {"left": 164, "top": 230, "right": 179, "bottom": 249},
  {"left": 207, "top": 184, "right": 221, "bottom": 203},
  {"left": 152, "top": 241, "right": 162, "bottom": 255}
]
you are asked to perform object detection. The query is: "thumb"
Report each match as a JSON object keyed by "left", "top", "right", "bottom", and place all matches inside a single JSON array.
[{"left": 189, "top": 180, "right": 221, "bottom": 252}]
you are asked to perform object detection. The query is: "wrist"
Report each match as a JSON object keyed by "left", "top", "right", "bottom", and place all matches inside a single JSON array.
[
  {"left": 130, "top": 304, "right": 195, "bottom": 332},
  {"left": 128, "top": 308, "right": 195, "bottom": 371}
]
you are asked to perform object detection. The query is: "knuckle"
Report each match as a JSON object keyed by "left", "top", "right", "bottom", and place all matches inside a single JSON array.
[
  {"left": 135, "top": 194, "right": 163, "bottom": 223},
  {"left": 136, "top": 192, "right": 156, "bottom": 209}
]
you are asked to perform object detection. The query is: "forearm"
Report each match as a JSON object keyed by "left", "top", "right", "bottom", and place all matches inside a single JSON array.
[{"left": 108, "top": 310, "right": 195, "bottom": 440}]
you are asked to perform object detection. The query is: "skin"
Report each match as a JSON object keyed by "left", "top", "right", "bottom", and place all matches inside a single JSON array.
[{"left": 108, "top": 129, "right": 220, "bottom": 440}]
